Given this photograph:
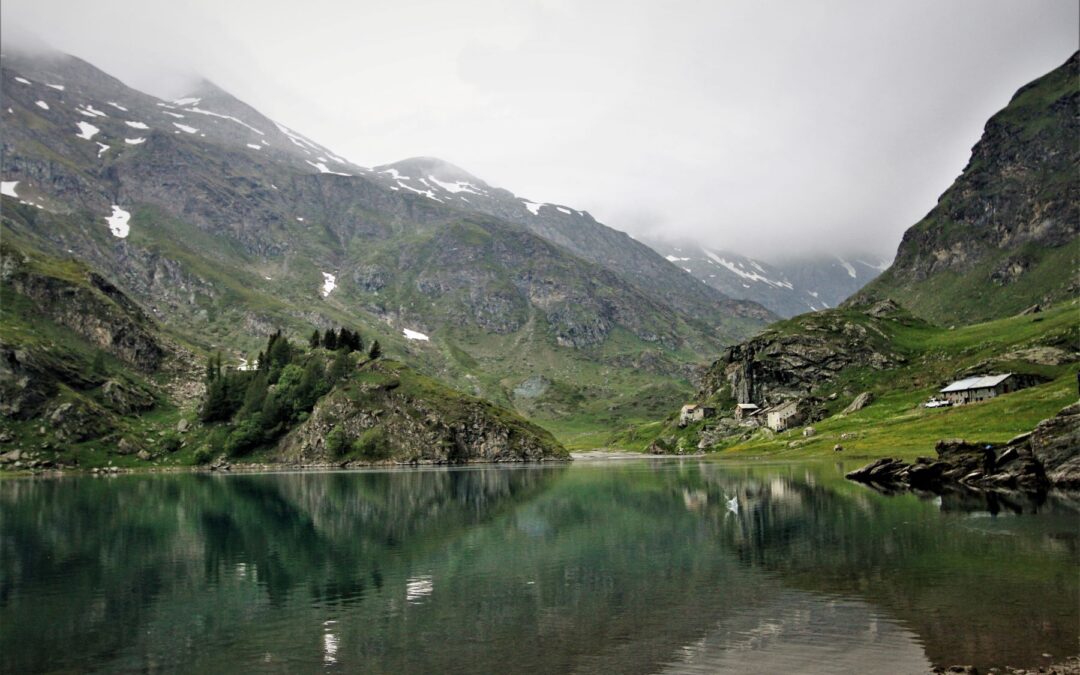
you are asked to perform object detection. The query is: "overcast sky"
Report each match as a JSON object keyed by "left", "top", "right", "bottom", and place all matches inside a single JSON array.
[{"left": 2, "top": 1, "right": 1076, "bottom": 259}]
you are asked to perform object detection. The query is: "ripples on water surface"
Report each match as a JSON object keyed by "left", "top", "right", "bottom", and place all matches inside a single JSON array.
[{"left": 1, "top": 459, "right": 1076, "bottom": 674}]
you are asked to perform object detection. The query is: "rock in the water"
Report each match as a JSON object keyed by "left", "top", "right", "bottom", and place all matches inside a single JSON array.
[{"left": 1029, "top": 402, "right": 1080, "bottom": 487}]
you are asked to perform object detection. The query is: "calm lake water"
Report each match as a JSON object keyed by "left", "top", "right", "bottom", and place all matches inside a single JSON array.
[{"left": 1, "top": 459, "right": 1077, "bottom": 674}]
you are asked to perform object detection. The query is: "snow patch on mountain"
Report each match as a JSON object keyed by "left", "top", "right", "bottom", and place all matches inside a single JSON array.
[
  {"left": 45, "top": 83, "right": 65, "bottom": 90},
  {"left": 427, "top": 175, "right": 483, "bottom": 194},
  {"left": 1, "top": 181, "right": 19, "bottom": 198},
  {"left": 403, "top": 328, "right": 430, "bottom": 341},
  {"left": 107, "top": 101, "right": 129, "bottom": 112},
  {"left": 78, "top": 104, "right": 107, "bottom": 117},
  {"left": 34, "top": 100, "right": 49, "bottom": 110},
  {"left": 396, "top": 181, "right": 443, "bottom": 202},
  {"left": 14, "top": 77, "right": 31, "bottom": 85},
  {"left": 306, "top": 160, "right": 351, "bottom": 176},
  {"left": 185, "top": 106, "right": 265, "bottom": 135},
  {"left": 125, "top": 137, "right": 146, "bottom": 145},
  {"left": 521, "top": 200, "right": 543, "bottom": 215},
  {"left": 173, "top": 123, "right": 198, "bottom": 134},
  {"left": 837, "top": 258, "right": 857, "bottom": 278},
  {"left": 75, "top": 121, "right": 100, "bottom": 140},
  {"left": 320, "top": 272, "right": 337, "bottom": 297},
  {"left": 105, "top": 206, "right": 131, "bottom": 238},
  {"left": 703, "top": 250, "right": 793, "bottom": 289},
  {"left": 125, "top": 121, "right": 149, "bottom": 129}
]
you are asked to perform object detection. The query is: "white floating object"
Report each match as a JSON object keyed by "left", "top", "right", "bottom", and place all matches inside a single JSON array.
[
  {"left": 75, "top": 121, "right": 100, "bottom": 140},
  {"left": 403, "top": 328, "right": 429, "bottom": 342},
  {"left": 105, "top": 205, "right": 131, "bottom": 238},
  {"left": 1, "top": 181, "right": 18, "bottom": 198},
  {"left": 321, "top": 272, "right": 336, "bottom": 297}
]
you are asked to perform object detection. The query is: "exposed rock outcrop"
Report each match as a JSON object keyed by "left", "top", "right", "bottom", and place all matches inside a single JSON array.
[
  {"left": 848, "top": 52, "right": 1079, "bottom": 323},
  {"left": 842, "top": 391, "right": 875, "bottom": 414},
  {"left": 1029, "top": 402, "right": 1080, "bottom": 487},
  {"left": 698, "top": 306, "right": 907, "bottom": 406},
  {"left": 1, "top": 245, "right": 165, "bottom": 371},
  {"left": 847, "top": 403, "right": 1079, "bottom": 492},
  {"left": 275, "top": 361, "right": 568, "bottom": 465}
]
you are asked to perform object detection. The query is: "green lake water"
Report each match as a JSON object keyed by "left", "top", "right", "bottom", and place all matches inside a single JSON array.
[{"left": 1, "top": 458, "right": 1077, "bottom": 674}]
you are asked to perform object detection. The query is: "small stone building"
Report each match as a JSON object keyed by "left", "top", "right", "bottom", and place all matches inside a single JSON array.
[
  {"left": 734, "top": 403, "right": 760, "bottom": 420},
  {"left": 765, "top": 400, "right": 802, "bottom": 432},
  {"left": 939, "top": 373, "right": 1032, "bottom": 405},
  {"left": 679, "top": 404, "right": 716, "bottom": 426}
]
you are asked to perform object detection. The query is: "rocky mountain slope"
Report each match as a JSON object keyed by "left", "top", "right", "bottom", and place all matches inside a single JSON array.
[
  {"left": 0, "top": 49, "right": 773, "bottom": 437},
  {"left": 848, "top": 51, "right": 1079, "bottom": 323},
  {"left": 368, "top": 157, "right": 774, "bottom": 325},
  {"left": 644, "top": 239, "right": 889, "bottom": 317},
  {"left": 0, "top": 238, "right": 566, "bottom": 470}
]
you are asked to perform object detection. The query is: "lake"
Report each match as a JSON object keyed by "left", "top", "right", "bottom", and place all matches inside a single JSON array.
[{"left": 1, "top": 458, "right": 1076, "bottom": 674}]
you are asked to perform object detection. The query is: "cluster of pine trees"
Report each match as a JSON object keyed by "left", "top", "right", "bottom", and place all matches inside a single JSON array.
[{"left": 200, "top": 328, "right": 381, "bottom": 457}]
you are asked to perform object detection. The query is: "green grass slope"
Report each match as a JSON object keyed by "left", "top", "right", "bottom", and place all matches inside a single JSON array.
[{"left": 622, "top": 302, "right": 1078, "bottom": 459}]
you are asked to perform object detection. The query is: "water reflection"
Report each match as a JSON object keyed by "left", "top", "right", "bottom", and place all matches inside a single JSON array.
[{"left": 0, "top": 460, "right": 1075, "bottom": 674}]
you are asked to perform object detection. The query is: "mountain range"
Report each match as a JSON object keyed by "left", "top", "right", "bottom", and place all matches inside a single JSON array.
[
  {"left": 0, "top": 48, "right": 776, "bottom": 443},
  {"left": 641, "top": 240, "right": 890, "bottom": 317}
]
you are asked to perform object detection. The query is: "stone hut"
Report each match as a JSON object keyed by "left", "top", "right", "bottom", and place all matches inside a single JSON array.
[
  {"left": 679, "top": 404, "right": 716, "bottom": 426},
  {"left": 734, "top": 403, "right": 760, "bottom": 420},
  {"left": 765, "top": 400, "right": 803, "bottom": 432}
]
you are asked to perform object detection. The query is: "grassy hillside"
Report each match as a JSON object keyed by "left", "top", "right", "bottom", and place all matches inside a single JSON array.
[{"left": 618, "top": 302, "right": 1078, "bottom": 458}]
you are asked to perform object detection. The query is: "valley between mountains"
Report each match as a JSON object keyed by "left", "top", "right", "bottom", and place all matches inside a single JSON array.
[{"left": 1, "top": 49, "right": 1076, "bottom": 473}]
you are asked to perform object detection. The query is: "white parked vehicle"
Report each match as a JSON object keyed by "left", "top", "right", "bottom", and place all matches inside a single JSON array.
[{"left": 924, "top": 399, "right": 952, "bottom": 409}]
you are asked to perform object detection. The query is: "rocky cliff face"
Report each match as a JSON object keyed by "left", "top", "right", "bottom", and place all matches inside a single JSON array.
[
  {"left": 698, "top": 300, "right": 908, "bottom": 406},
  {"left": 850, "top": 52, "right": 1079, "bottom": 323},
  {"left": 1, "top": 243, "right": 166, "bottom": 371}
]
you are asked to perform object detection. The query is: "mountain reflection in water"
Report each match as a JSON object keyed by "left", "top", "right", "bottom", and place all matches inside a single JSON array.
[{"left": 1, "top": 460, "right": 1076, "bottom": 674}]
